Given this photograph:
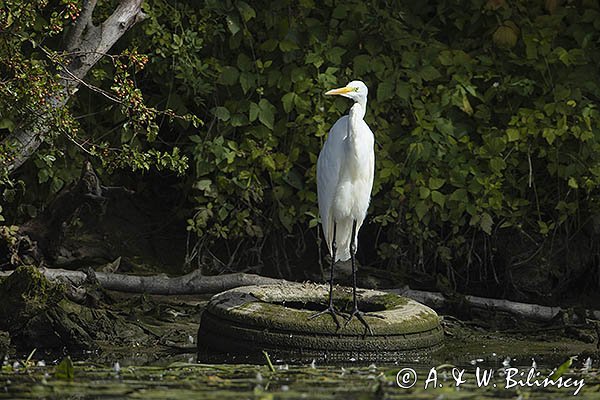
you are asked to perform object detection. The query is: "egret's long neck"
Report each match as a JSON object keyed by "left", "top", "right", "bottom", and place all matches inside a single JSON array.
[
  {"left": 348, "top": 99, "right": 366, "bottom": 139},
  {"left": 344, "top": 99, "right": 368, "bottom": 180}
]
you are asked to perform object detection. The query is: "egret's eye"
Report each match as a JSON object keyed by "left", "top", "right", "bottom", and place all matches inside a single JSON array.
[{"left": 353, "top": 87, "right": 359, "bottom": 92}]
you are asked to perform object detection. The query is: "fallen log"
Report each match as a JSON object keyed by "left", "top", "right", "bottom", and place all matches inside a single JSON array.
[
  {"left": 0, "top": 268, "right": 284, "bottom": 295},
  {"left": 1, "top": 268, "right": 598, "bottom": 323},
  {"left": 390, "top": 286, "right": 600, "bottom": 323}
]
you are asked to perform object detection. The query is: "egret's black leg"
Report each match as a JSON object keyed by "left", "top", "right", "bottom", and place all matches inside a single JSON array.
[
  {"left": 309, "top": 222, "right": 342, "bottom": 330},
  {"left": 344, "top": 219, "right": 375, "bottom": 335}
]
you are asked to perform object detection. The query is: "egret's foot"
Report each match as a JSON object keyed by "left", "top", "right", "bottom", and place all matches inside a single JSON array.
[
  {"left": 309, "top": 305, "right": 344, "bottom": 330},
  {"left": 344, "top": 308, "right": 385, "bottom": 335}
]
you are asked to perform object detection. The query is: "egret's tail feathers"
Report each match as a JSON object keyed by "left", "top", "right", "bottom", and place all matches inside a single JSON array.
[
  {"left": 332, "top": 218, "right": 354, "bottom": 262},
  {"left": 322, "top": 216, "right": 360, "bottom": 262},
  {"left": 335, "top": 247, "right": 351, "bottom": 262}
]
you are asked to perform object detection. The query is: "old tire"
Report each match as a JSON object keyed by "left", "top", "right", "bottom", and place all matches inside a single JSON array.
[{"left": 197, "top": 282, "right": 443, "bottom": 363}]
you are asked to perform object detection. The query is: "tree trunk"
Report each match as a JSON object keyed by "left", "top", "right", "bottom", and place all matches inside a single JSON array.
[{"left": 2, "top": 0, "right": 147, "bottom": 173}]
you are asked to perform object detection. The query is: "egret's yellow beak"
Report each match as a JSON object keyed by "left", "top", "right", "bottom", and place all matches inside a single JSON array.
[{"left": 325, "top": 86, "right": 355, "bottom": 96}]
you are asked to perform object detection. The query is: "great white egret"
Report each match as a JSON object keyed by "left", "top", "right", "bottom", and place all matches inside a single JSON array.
[{"left": 310, "top": 80, "right": 376, "bottom": 334}]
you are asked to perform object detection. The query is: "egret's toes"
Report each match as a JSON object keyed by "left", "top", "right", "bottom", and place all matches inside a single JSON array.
[
  {"left": 309, "top": 305, "right": 343, "bottom": 330},
  {"left": 344, "top": 308, "right": 375, "bottom": 335}
]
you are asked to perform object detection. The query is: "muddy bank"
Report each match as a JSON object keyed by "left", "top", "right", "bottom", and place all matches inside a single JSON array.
[{"left": 0, "top": 266, "right": 204, "bottom": 357}]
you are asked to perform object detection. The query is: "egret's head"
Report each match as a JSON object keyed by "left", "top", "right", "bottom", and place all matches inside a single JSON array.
[{"left": 325, "top": 80, "right": 368, "bottom": 103}]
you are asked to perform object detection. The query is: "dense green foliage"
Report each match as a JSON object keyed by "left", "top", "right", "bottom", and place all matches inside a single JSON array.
[
  {"left": 3, "top": 0, "right": 600, "bottom": 297},
  {"left": 136, "top": 0, "right": 600, "bottom": 280}
]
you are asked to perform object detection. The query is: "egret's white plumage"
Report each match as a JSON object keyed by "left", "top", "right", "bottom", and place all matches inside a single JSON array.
[
  {"left": 317, "top": 80, "right": 374, "bottom": 262},
  {"left": 310, "top": 80, "right": 377, "bottom": 334}
]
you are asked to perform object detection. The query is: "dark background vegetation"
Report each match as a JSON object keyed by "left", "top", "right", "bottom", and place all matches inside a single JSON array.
[{"left": 2, "top": 0, "right": 600, "bottom": 306}]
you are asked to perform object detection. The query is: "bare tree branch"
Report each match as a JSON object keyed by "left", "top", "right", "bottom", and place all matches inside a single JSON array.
[
  {"left": 64, "top": 0, "right": 98, "bottom": 51},
  {"left": 64, "top": 0, "right": 148, "bottom": 93}
]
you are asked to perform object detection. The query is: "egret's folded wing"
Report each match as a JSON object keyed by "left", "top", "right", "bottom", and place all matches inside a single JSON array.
[{"left": 317, "top": 116, "right": 348, "bottom": 256}]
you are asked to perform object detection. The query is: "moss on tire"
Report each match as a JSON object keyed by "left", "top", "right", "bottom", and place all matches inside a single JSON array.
[{"left": 197, "top": 282, "right": 443, "bottom": 363}]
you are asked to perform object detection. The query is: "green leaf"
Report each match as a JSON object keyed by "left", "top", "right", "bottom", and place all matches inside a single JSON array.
[
  {"left": 542, "top": 128, "right": 556, "bottom": 144},
  {"left": 249, "top": 102, "right": 260, "bottom": 122},
  {"left": 490, "top": 157, "right": 506, "bottom": 173},
  {"left": 524, "top": 34, "right": 538, "bottom": 59},
  {"left": 415, "top": 201, "right": 429, "bottom": 220},
  {"left": 38, "top": 168, "right": 50, "bottom": 184},
  {"left": 377, "top": 80, "right": 395, "bottom": 102},
  {"left": 194, "top": 179, "right": 212, "bottom": 191},
  {"left": 239, "top": 72, "right": 254, "bottom": 93},
  {"left": 435, "top": 119, "right": 453, "bottom": 136},
  {"left": 461, "top": 94, "right": 473, "bottom": 115},
  {"left": 282, "top": 93, "right": 296, "bottom": 113},
  {"left": 326, "top": 47, "right": 346, "bottom": 65},
  {"left": 226, "top": 16, "right": 240, "bottom": 35},
  {"left": 332, "top": 4, "right": 348, "bottom": 19},
  {"left": 258, "top": 98, "right": 275, "bottom": 129},
  {"left": 284, "top": 170, "right": 304, "bottom": 190},
  {"left": 237, "top": 1, "right": 256, "bottom": 22},
  {"left": 305, "top": 52, "right": 323, "bottom": 67},
  {"left": 554, "top": 47, "right": 570, "bottom": 65},
  {"left": 231, "top": 113, "right": 248, "bottom": 127},
  {"left": 480, "top": 213, "right": 493, "bottom": 235},
  {"left": 438, "top": 50, "right": 453, "bottom": 66},
  {"left": 353, "top": 55, "right": 371, "bottom": 75},
  {"left": 218, "top": 206, "right": 228, "bottom": 221},
  {"left": 262, "top": 155, "right": 276, "bottom": 171},
  {"left": 420, "top": 65, "right": 441, "bottom": 81},
  {"left": 506, "top": 128, "right": 520, "bottom": 142},
  {"left": 396, "top": 81, "right": 411, "bottom": 100},
  {"left": 219, "top": 66, "right": 239, "bottom": 86},
  {"left": 212, "top": 106, "right": 230, "bottom": 121},
  {"left": 538, "top": 220, "right": 550, "bottom": 235},
  {"left": 55, "top": 356, "right": 74, "bottom": 380},
  {"left": 431, "top": 190, "right": 446, "bottom": 207},
  {"left": 279, "top": 40, "right": 299, "bottom": 52},
  {"left": 449, "top": 188, "right": 468, "bottom": 202},
  {"left": 291, "top": 67, "right": 307, "bottom": 83},
  {"left": 237, "top": 53, "right": 253, "bottom": 71},
  {"left": 260, "top": 39, "right": 278, "bottom": 52},
  {"left": 429, "top": 177, "right": 445, "bottom": 190},
  {"left": 50, "top": 177, "right": 64, "bottom": 194},
  {"left": 0, "top": 118, "right": 15, "bottom": 132},
  {"left": 568, "top": 177, "right": 578, "bottom": 189},
  {"left": 419, "top": 187, "right": 430, "bottom": 199}
]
